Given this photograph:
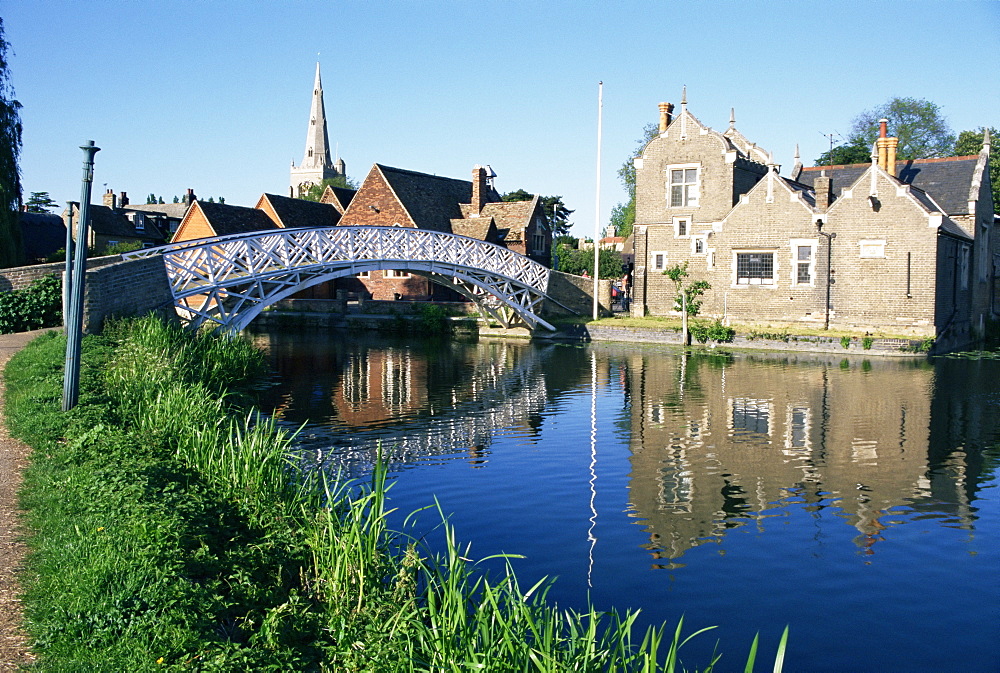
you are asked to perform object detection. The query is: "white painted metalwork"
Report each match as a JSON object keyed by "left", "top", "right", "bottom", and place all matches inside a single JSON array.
[{"left": 125, "top": 226, "right": 556, "bottom": 332}]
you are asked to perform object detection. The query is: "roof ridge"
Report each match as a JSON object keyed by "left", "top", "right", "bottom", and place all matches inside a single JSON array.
[{"left": 802, "top": 155, "right": 979, "bottom": 172}]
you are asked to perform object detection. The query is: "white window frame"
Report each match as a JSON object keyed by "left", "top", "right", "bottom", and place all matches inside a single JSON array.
[
  {"left": 959, "top": 244, "right": 970, "bottom": 290},
  {"left": 650, "top": 251, "right": 668, "bottom": 272},
  {"left": 673, "top": 216, "right": 691, "bottom": 238},
  {"left": 691, "top": 234, "right": 708, "bottom": 256},
  {"left": 532, "top": 232, "right": 546, "bottom": 252},
  {"left": 859, "top": 239, "right": 886, "bottom": 258},
  {"left": 385, "top": 269, "right": 411, "bottom": 278},
  {"left": 666, "top": 163, "right": 700, "bottom": 208},
  {"left": 733, "top": 250, "right": 777, "bottom": 286},
  {"left": 790, "top": 239, "right": 817, "bottom": 286},
  {"left": 357, "top": 270, "right": 370, "bottom": 278}
]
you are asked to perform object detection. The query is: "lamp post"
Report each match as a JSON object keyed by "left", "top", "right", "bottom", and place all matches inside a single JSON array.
[
  {"left": 817, "top": 220, "right": 836, "bottom": 330},
  {"left": 62, "top": 141, "right": 100, "bottom": 411}
]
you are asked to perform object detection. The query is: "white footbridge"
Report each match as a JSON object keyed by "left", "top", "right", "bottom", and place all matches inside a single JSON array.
[{"left": 124, "top": 226, "right": 558, "bottom": 332}]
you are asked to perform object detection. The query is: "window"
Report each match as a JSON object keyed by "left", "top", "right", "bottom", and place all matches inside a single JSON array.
[
  {"left": 133, "top": 213, "right": 145, "bottom": 232},
  {"left": 790, "top": 240, "right": 816, "bottom": 285},
  {"left": 692, "top": 235, "right": 707, "bottom": 256},
  {"left": 357, "top": 271, "right": 370, "bottom": 278},
  {"left": 731, "top": 398, "right": 771, "bottom": 439},
  {"left": 385, "top": 269, "right": 410, "bottom": 278},
  {"left": 959, "top": 245, "right": 970, "bottom": 290},
  {"left": 667, "top": 164, "right": 699, "bottom": 207},
  {"left": 673, "top": 217, "right": 690, "bottom": 237},
  {"left": 651, "top": 252, "right": 667, "bottom": 271},
  {"left": 533, "top": 232, "right": 546, "bottom": 252},
  {"left": 859, "top": 240, "right": 886, "bottom": 258},
  {"left": 735, "top": 252, "right": 775, "bottom": 285}
]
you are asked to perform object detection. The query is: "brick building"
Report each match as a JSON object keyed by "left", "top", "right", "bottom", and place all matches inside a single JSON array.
[
  {"left": 330, "top": 163, "right": 551, "bottom": 301},
  {"left": 631, "top": 93, "right": 996, "bottom": 347}
]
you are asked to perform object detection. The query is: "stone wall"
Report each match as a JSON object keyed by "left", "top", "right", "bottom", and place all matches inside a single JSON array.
[{"left": 542, "top": 270, "right": 611, "bottom": 317}]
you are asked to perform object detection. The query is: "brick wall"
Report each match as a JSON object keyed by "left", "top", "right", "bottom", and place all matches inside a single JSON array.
[
  {"left": 81, "top": 255, "right": 175, "bottom": 332},
  {"left": 542, "top": 270, "right": 611, "bottom": 317},
  {"left": 0, "top": 255, "right": 119, "bottom": 292}
]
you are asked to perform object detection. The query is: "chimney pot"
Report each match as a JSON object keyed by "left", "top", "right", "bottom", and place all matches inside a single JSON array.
[{"left": 878, "top": 118, "right": 888, "bottom": 138}]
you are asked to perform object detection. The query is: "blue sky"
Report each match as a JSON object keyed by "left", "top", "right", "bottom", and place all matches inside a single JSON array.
[{"left": 5, "top": 0, "right": 998, "bottom": 237}]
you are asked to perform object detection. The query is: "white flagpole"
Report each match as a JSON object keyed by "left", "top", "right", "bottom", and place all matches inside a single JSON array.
[{"left": 593, "top": 81, "right": 603, "bottom": 321}]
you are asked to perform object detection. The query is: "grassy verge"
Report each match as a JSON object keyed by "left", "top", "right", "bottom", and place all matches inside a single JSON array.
[{"left": 6, "top": 316, "right": 786, "bottom": 671}]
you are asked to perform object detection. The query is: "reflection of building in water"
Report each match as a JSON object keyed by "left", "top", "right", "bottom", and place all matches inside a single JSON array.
[
  {"left": 257, "top": 337, "right": 555, "bottom": 477},
  {"left": 624, "top": 352, "right": 945, "bottom": 564}
]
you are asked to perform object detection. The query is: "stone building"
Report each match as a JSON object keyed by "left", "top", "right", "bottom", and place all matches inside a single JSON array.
[
  {"left": 631, "top": 93, "right": 996, "bottom": 348},
  {"left": 289, "top": 63, "right": 346, "bottom": 198}
]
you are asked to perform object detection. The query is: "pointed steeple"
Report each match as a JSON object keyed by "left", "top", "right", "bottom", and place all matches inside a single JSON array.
[
  {"left": 290, "top": 62, "right": 346, "bottom": 198},
  {"left": 302, "top": 62, "right": 333, "bottom": 170}
]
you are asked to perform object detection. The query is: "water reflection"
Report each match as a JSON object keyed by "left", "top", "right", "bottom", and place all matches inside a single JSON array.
[{"left": 252, "top": 331, "right": 999, "bottom": 672}]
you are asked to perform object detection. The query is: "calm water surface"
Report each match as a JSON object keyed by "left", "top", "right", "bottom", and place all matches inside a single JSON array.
[{"left": 252, "top": 330, "right": 1000, "bottom": 673}]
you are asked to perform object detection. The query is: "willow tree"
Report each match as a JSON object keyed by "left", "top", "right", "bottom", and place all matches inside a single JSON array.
[{"left": 0, "top": 18, "right": 22, "bottom": 267}]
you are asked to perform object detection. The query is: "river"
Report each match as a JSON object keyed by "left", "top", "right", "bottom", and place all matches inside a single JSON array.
[{"left": 251, "top": 329, "right": 1000, "bottom": 672}]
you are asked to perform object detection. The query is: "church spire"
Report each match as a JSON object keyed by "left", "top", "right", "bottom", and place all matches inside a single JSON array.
[{"left": 302, "top": 62, "right": 333, "bottom": 170}]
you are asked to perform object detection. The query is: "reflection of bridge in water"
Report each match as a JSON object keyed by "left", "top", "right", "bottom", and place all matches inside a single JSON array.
[{"left": 285, "top": 343, "right": 555, "bottom": 478}]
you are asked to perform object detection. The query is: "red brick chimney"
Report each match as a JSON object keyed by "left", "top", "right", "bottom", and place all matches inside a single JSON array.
[{"left": 471, "top": 166, "right": 487, "bottom": 215}]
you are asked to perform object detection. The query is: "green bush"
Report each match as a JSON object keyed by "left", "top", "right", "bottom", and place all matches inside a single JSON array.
[
  {"left": 690, "top": 319, "right": 735, "bottom": 344},
  {"left": 0, "top": 274, "right": 61, "bottom": 334},
  {"left": 840, "top": 335, "right": 852, "bottom": 349}
]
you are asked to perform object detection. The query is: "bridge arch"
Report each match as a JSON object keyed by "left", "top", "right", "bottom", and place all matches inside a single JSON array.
[{"left": 125, "top": 226, "right": 559, "bottom": 332}]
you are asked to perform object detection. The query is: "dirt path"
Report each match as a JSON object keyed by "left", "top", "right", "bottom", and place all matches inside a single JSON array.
[{"left": 0, "top": 330, "right": 49, "bottom": 671}]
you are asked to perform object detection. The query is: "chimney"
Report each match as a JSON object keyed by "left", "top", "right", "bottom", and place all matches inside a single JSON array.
[
  {"left": 658, "top": 102, "right": 674, "bottom": 133},
  {"left": 876, "top": 118, "right": 890, "bottom": 170},
  {"left": 119, "top": 191, "right": 129, "bottom": 207},
  {"left": 886, "top": 136, "right": 898, "bottom": 176},
  {"left": 471, "top": 166, "right": 487, "bottom": 215},
  {"left": 103, "top": 189, "right": 117, "bottom": 210},
  {"left": 814, "top": 170, "right": 833, "bottom": 212},
  {"left": 183, "top": 188, "right": 196, "bottom": 205}
]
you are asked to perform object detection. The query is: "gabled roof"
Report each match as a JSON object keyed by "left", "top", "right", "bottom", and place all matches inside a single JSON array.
[
  {"left": 256, "top": 193, "right": 341, "bottom": 229},
  {"left": 377, "top": 164, "right": 495, "bottom": 232},
  {"left": 451, "top": 216, "right": 499, "bottom": 242},
  {"left": 194, "top": 201, "right": 280, "bottom": 237},
  {"left": 479, "top": 197, "right": 542, "bottom": 241},
  {"left": 320, "top": 185, "right": 356, "bottom": 213},
  {"left": 798, "top": 155, "right": 980, "bottom": 216}
]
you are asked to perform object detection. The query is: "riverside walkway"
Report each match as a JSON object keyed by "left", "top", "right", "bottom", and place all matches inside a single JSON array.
[{"left": 0, "top": 330, "right": 46, "bottom": 670}]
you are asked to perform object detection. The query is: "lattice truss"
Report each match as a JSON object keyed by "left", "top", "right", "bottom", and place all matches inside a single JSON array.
[{"left": 127, "top": 226, "right": 556, "bottom": 332}]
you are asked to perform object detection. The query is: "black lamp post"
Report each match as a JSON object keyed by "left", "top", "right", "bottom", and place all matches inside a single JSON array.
[{"left": 817, "top": 219, "right": 836, "bottom": 330}]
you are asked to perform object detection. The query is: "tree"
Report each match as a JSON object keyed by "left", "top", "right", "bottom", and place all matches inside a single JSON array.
[
  {"left": 501, "top": 190, "right": 574, "bottom": 237},
  {"left": 814, "top": 97, "right": 955, "bottom": 166},
  {"left": 954, "top": 127, "right": 999, "bottom": 209},
  {"left": 553, "top": 242, "right": 623, "bottom": 278},
  {"left": 663, "top": 262, "right": 710, "bottom": 316},
  {"left": 0, "top": 17, "right": 23, "bottom": 268},
  {"left": 301, "top": 176, "right": 358, "bottom": 202},
  {"left": 611, "top": 122, "right": 659, "bottom": 238},
  {"left": 26, "top": 191, "right": 58, "bottom": 213}
]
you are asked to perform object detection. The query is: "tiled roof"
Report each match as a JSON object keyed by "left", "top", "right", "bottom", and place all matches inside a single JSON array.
[
  {"left": 84, "top": 204, "right": 166, "bottom": 240},
  {"left": 450, "top": 217, "right": 498, "bottom": 242},
  {"left": 260, "top": 193, "right": 341, "bottom": 228},
  {"left": 322, "top": 186, "right": 356, "bottom": 213},
  {"left": 127, "top": 202, "right": 191, "bottom": 219},
  {"left": 378, "top": 164, "right": 498, "bottom": 233},
  {"left": 480, "top": 199, "right": 538, "bottom": 238},
  {"left": 798, "top": 156, "right": 979, "bottom": 216},
  {"left": 198, "top": 201, "right": 279, "bottom": 237}
]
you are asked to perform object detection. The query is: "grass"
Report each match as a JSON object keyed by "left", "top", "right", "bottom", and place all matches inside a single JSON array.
[{"left": 6, "top": 315, "right": 789, "bottom": 671}]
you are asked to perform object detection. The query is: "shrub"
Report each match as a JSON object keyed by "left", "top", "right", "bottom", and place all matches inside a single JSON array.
[
  {"left": 840, "top": 335, "right": 852, "bottom": 349},
  {"left": 690, "top": 319, "right": 735, "bottom": 344},
  {"left": 0, "top": 274, "right": 61, "bottom": 334},
  {"left": 862, "top": 336, "right": 875, "bottom": 350}
]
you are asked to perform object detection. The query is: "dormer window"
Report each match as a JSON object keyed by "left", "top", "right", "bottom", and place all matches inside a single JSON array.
[
  {"left": 668, "top": 164, "right": 699, "bottom": 207},
  {"left": 133, "top": 213, "right": 145, "bottom": 231}
]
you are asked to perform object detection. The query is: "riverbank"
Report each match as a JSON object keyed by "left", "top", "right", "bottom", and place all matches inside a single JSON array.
[{"left": 3, "top": 318, "right": 784, "bottom": 671}]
